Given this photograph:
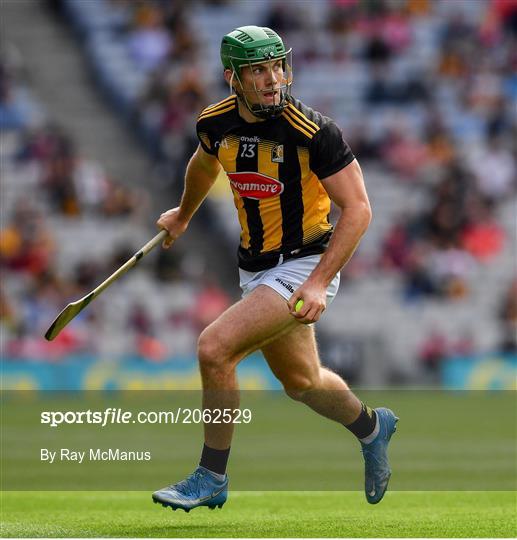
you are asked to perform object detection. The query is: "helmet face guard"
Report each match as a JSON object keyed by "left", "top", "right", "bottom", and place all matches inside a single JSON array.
[
  {"left": 221, "top": 26, "right": 293, "bottom": 120},
  {"left": 227, "top": 50, "right": 293, "bottom": 119}
]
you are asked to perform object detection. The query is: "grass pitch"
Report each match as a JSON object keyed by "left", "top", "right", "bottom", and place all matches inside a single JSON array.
[
  {"left": 1, "top": 490, "right": 515, "bottom": 537},
  {"left": 2, "top": 392, "right": 515, "bottom": 536},
  {"left": 3, "top": 391, "right": 515, "bottom": 492}
]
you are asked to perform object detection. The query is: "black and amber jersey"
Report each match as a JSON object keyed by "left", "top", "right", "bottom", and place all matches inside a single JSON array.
[{"left": 196, "top": 94, "right": 355, "bottom": 269}]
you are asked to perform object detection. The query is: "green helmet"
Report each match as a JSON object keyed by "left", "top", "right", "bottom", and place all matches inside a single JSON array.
[{"left": 220, "top": 26, "right": 293, "bottom": 119}]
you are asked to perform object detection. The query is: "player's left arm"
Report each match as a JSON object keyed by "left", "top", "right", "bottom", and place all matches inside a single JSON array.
[{"left": 288, "top": 159, "right": 371, "bottom": 323}]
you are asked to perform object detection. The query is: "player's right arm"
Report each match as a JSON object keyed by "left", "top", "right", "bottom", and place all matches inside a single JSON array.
[{"left": 157, "top": 144, "right": 222, "bottom": 248}]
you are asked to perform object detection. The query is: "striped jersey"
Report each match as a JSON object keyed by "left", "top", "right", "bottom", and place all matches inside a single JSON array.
[{"left": 196, "top": 94, "right": 355, "bottom": 269}]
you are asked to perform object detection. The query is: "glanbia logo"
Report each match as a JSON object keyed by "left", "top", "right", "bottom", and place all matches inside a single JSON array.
[{"left": 227, "top": 172, "right": 284, "bottom": 199}]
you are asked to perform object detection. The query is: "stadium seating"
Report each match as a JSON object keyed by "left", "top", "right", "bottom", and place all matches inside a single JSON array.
[{"left": 2, "top": 0, "right": 515, "bottom": 386}]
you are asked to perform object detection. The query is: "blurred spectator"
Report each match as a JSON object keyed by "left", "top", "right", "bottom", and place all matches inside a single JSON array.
[
  {"left": 20, "top": 271, "right": 65, "bottom": 337},
  {"left": 422, "top": 111, "right": 456, "bottom": 169},
  {"left": 381, "top": 4, "right": 412, "bottom": 52},
  {"left": 438, "top": 11, "right": 475, "bottom": 79},
  {"left": 427, "top": 200, "right": 464, "bottom": 246},
  {"left": 498, "top": 278, "right": 517, "bottom": 353},
  {"left": 468, "top": 135, "right": 516, "bottom": 201},
  {"left": 5, "top": 269, "right": 94, "bottom": 360},
  {"left": 72, "top": 158, "right": 109, "bottom": 212},
  {"left": 427, "top": 242, "right": 474, "bottom": 300},
  {"left": 17, "top": 123, "right": 73, "bottom": 163},
  {"left": 102, "top": 179, "right": 145, "bottom": 217},
  {"left": 0, "top": 286, "right": 19, "bottom": 334},
  {"left": 418, "top": 328, "right": 475, "bottom": 380},
  {"left": 486, "top": 97, "right": 514, "bottom": 139},
  {"left": 160, "top": 67, "right": 206, "bottom": 134},
  {"left": 263, "top": 3, "right": 302, "bottom": 34},
  {"left": 128, "top": 302, "right": 154, "bottom": 336},
  {"left": 451, "top": 331, "right": 475, "bottom": 358},
  {"left": 42, "top": 149, "right": 81, "bottom": 216},
  {"left": 467, "top": 62, "right": 505, "bottom": 114},
  {"left": 403, "top": 242, "right": 438, "bottom": 300},
  {"left": 3, "top": 0, "right": 516, "bottom": 370},
  {"left": 15, "top": 123, "right": 146, "bottom": 218},
  {"left": 190, "top": 276, "right": 231, "bottom": 332},
  {"left": 126, "top": 4, "right": 171, "bottom": 73},
  {"left": 327, "top": 1, "right": 356, "bottom": 37},
  {"left": 364, "top": 68, "right": 396, "bottom": 104},
  {"left": 345, "top": 123, "right": 380, "bottom": 161},
  {"left": 0, "top": 59, "right": 29, "bottom": 129},
  {"left": 379, "top": 218, "right": 412, "bottom": 272},
  {"left": 461, "top": 197, "right": 505, "bottom": 261},
  {"left": 406, "top": 0, "right": 431, "bottom": 16},
  {"left": 138, "top": 60, "right": 206, "bottom": 159},
  {"left": 0, "top": 200, "right": 55, "bottom": 276},
  {"left": 127, "top": 302, "right": 168, "bottom": 362},
  {"left": 418, "top": 328, "right": 448, "bottom": 378},
  {"left": 154, "top": 245, "right": 184, "bottom": 282},
  {"left": 379, "top": 124, "right": 429, "bottom": 179},
  {"left": 492, "top": 0, "right": 517, "bottom": 37},
  {"left": 136, "top": 335, "right": 168, "bottom": 362},
  {"left": 73, "top": 260, "right": 102, "bottom": 292},
  {"left": 363, "top": 35, "right": 392, "bottom": 64}
]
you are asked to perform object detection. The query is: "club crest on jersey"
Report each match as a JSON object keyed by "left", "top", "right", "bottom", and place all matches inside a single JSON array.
[
  {"left": 271, "top": 144, "right": 284, "bottom": 163},
  {"left": 227, "top": 172, "right": 284, "bottom": 200}
]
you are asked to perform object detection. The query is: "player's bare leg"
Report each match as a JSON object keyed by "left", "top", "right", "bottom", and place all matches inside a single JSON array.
[
  {"left": 261, "top": 323, "right": 363, "bottom": 423},
  {"left": 198, "top": 285, "right": 299, "bottom": 449},
  {"left": 262, "top": 324, "right": 398, "bottom": 504},
  {"left": 153, "top": 285, "right": 300, "bottom": 511}
]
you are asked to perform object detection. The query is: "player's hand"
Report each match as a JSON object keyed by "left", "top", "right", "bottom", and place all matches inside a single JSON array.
[
  {"left": 156, "top": 207, "right": 189, "bottom": 249},
  {"left": 288, "top": 279, "right": 327, "bottom": 324}
]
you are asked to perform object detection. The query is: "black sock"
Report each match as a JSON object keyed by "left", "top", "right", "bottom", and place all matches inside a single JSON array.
[
  {"left": 344, "top": 402, "right": 377, "bottom": 439},
  {"left": 199, "top": 444, "right": 230, "bottom": 475}
]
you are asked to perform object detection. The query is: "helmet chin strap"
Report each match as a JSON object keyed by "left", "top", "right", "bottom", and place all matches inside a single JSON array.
[
  {"left": 236, "top": 92, "right": 285, "bottom": 120},
  {"left": 248, "top": 95, "right": 286, "bottom": 119}
]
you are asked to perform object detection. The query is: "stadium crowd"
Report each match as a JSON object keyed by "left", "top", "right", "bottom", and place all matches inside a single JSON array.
[
  {"left": 79, "top": 0, "right": 516, "bottom": 302},
  {"left": 2, "top": 0, "right": 516, "bottom": 383},
  {"left": 0, "top": 48, "right": 231, "bottom": 361}
]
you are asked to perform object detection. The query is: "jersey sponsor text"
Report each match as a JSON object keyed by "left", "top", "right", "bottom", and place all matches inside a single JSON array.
[{"left": 228, "top": 172, "right": 284, "bottom": 199}]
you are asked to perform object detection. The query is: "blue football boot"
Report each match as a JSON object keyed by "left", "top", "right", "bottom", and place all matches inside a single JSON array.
[
  {"left": 360, "top": 407, "right": 398, "bottom": 504},
  {"left": 152, "top": 466, "right": 228, "bottom": 512}
]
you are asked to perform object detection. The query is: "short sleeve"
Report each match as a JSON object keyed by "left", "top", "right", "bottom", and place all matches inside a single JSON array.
[
  {"left": 196, "top": 120, "right": 216, "bottom": 156},
  {"left": 309, "top": 122, "right": 355, "bottom": 180}
]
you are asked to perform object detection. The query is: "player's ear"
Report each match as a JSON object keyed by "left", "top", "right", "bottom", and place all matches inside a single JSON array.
[
  {"left": 223, "top": 69, "right": 234, "bottom": 85},
  {"left": 224, "top": 68, "right": 243, "bottom": 92}
]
